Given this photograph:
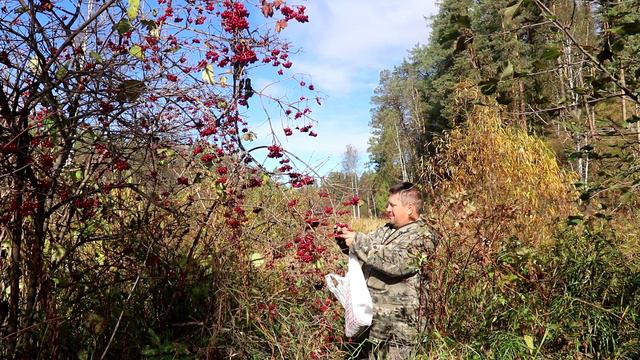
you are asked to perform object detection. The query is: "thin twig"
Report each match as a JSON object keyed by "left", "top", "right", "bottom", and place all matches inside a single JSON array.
[
  {"left": 99, "top": 240, "right": 154, "bottom": 359},
  {"left": 533, "top": 0, "right": 639, "bottom": 104}
]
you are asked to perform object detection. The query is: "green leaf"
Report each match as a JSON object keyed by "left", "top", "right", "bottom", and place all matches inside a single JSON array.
[
  {"left": 157, "top": 148, "right": 175, "bottom": 157},
  {"left": 579, "top": 191, "right": 592, "bottom": 202},
  {"left": 524, "top": 335, "right": 534, "bottom": 351},
  {"left": 147, "top": 328, "right": 161, "bottom": 346},
  {"left": 55, "top": 62, "right": 68, "bottom": 80},
  {"left": 129, "top": 45, "right": 144, "bottom": 60},
  {"left": 479, "top": 78, "right": 498, "bottom": 95},
  {"left": 499, "top": 61, "right": 514, "bottom": 80},
  {"left": 141, "top": 348, "right": 159, "bottom": 356},
  {"left": 77, "top": 350, "right": 88, "bottom": 360},
  {"left": 502, "top": 0, "right": 523, "bottom": 27},
  {"left": 201, "top": 64, "right": 215, "bottom": 84},
  {"left": 612, "top": 21, "right": 640, "bottom": 36},
  {"left": 140, "top": 19, "right": 157, "bottom": 31},
  {"left": 541, "top": 46, "right": 562, "bottom": 60},
  {"left": 531, "top": 59, "right": 546, "bottom": 70},
  {"left": 438, "top": 28, "right": 461, "bottom": 45},
  {"left": 452, "top": 14, "right": 471, "bottom": 28},
  {"left": 620, "top": 188, "right": 635, "bottom": 204},
  {"left": 127, "top": 0, "right": 140, "bottom": 20},
  {"left": 73, "top": 169, "right": 83, "bottom": 182},
  {"left": 86, "top": 313, "right": 105, "bottom": 335},
  {"left": 114, "top": 18, "right": 132, "bottom": 35},
  {"left": 51, "top": 244, "right": 66, "bottom": 262},
  {"left": 116, "top": 79, "right": 146, "bottom": 102},
  {"left": 625, "top": 115, "right": 640, "bottom": 124},
  {"left": 313, "top": 258, "right": 325, "bottom": 269},
  {"left": 95, "top": 249, "right": 106, "bottom": 265},
  {"left": 566, "top": 214, "right": 584, "bottom": 226},
  {"left": 573, "top": 87, "right": 589, "bottom": 95},
  {"left": 611, "top": 38, "right": 625, "bottom": 53},
  {"left": 89, "top": 51, "right": 102, "bottom": 62},
  {"left": 565, "top": 121, "right": 583, "bottom": 133},
  {"left": 496, "top": 92, "right": 513, "bottom": 105},
  {"left": 42, "top": 116, "right": 55, "bottom": 132}
]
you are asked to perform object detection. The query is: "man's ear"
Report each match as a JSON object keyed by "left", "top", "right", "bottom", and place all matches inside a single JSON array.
[{"left": 408, "top": 204, "right": 417, "bottom": 218}]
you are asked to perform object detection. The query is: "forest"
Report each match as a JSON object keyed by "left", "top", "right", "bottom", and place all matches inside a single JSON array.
[{"left": 1, "top": 0, "right": 639, "bottom": 359}]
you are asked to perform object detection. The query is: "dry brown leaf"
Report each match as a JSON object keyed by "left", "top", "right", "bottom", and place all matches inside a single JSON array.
[
  {"left": 261, "top": 2, "right": 273, "bottom": 17},
  {"left": 275, "top": 19, "right": 287, "bottom": 33}
]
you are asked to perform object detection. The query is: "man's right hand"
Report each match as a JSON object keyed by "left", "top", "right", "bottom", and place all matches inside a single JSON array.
[{"left": 334, "top": 226, "right": 356, "bottom": 248}]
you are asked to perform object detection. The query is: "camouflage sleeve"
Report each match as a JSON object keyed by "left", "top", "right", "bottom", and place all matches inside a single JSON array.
[
  {"left": 352, "top": 227, "right": 423, "bottom": 278},
  {"left": 351, "top": 226, "right": 387, "bottom": 263}
]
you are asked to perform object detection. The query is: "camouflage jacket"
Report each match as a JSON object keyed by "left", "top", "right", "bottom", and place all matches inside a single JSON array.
[{"left": 351, "top": 218, "right": 436, "bottom": 343}]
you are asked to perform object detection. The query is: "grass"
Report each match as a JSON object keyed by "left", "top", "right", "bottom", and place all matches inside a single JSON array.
[{"left": 349, "top": 217, "right": 387, "bottom": 233}]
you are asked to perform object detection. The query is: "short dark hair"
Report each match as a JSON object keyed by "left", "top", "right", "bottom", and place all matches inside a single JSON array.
[{"left": 389, "top": 182, "right": 422, "bottom": 213}]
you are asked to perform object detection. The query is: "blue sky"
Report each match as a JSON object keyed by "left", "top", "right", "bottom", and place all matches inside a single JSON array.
[{"left": 248, "top": 1, "right": 439, "bottom": 176}]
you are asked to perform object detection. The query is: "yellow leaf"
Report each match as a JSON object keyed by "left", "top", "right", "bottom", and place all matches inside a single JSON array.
[
  {"left": 201, "top": 64, "right": 215, "bottom": 84},
  {"left": 242, "top": 131, "right": 256, "bottom": 142},
  {"left": 129, "top": 45, "right": 144, "bottom": 60},
  {"left": 28, "top": 57, "right": 42, "bottom": 76},
  {"left": 127, "top": 0, "right": 140, "bottom": 20},
  {"left": 524, "top": 335, "right": 534, "bottom": 351},
  {"left": 249, "top": 252, "right": 264, "bottom": 266}
]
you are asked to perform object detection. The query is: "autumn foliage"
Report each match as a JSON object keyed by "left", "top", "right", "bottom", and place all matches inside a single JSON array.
[
  {"left": 0, "top": 0, "right": 346, "bottom": 358},
  {"left": 429, "top": 86, "right": 577, "bottom": 248}
]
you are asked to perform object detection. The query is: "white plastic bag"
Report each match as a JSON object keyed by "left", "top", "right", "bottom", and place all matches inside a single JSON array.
[{"left": 325, "top": 250, "right": 373, "bottom": 337}]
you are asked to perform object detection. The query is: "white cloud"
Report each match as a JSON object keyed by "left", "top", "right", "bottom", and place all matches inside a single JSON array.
[
  {"left": 280, "top": 1, "right": 438, "bottom": 95},
  {"left": 305, "top": 1, "right": 434, "bottom": 65},
  {"left": 291, "top": 61, "right": 356, "bottom": 95},
  {"left": 247, "top": 1, "right": 440, "bottom": 175}
]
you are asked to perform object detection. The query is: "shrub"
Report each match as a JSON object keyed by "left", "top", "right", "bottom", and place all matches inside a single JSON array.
[{"left": 414, "top": 97, "right": 639, "bottom": 358}]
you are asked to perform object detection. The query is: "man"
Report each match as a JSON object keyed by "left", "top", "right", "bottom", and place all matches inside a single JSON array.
[{"left": 336, "top": 182, "right": 436, "bottom": 360}]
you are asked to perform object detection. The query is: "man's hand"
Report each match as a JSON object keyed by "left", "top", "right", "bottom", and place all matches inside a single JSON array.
[{"left": 334, "top": 226, "right": 356, "bottom": 247}]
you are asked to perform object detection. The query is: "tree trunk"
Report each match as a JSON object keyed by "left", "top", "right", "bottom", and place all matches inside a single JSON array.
[
  {"left": 620, "top": 64, "right": 627, "bottom": 121},
  {"left": 354, "top": 174, "right": 360, "bottom": 219},
  {"left": 8, "top": 142, "right": 29, "bottom": 356},
  {"left": 394, "top": 121, "right": 408, "bottom": 182},
  {"left": 519, "top": 79, "right": 527, "bottom": 132},
  {"left": 8, "top": 178, "right": 23, "bottom": 357}
]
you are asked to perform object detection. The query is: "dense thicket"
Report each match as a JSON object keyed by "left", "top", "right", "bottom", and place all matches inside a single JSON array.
[
  {"left": 0, "top": 1, "right": 346, "bottom": 359},
  {"left": 2, "top": 0, "right": 639, "bottom": 358}
]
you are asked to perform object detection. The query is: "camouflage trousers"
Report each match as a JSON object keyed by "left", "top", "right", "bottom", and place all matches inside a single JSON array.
[
  {"left": 368, "top": 345, "right": 412, "bottom": 360},
  {"left": 358, "top": 338, "right": 413, "bottom": 360}
]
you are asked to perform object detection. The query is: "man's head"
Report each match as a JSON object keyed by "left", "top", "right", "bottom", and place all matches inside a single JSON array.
[{"left": 386, "top": 182, "right": 422, "bottom": 228}]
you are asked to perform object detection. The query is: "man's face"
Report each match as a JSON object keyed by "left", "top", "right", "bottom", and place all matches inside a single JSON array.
[{"left": 385, "top": 193, "right": 414, "bottom": 228}]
